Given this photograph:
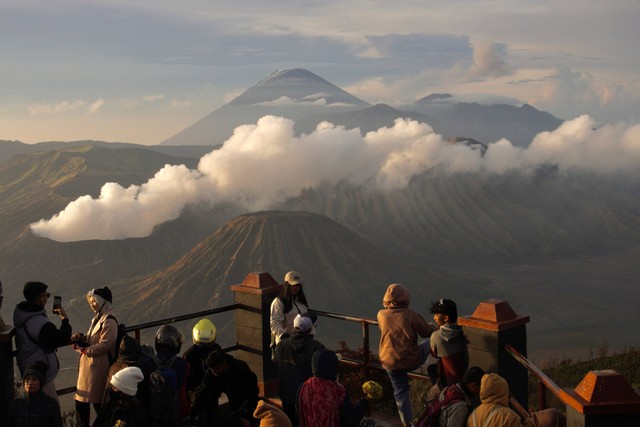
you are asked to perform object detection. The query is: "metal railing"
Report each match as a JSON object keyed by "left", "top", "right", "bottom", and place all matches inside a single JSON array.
[
  {"left": 55, "top": 303, "right": 255, "bottom": 396},
  {"left": 14, "top": 304, "right": 430, "bottom": 397},
  {"left": 505, "top": 344, "right": 584, "bottom": 414},
  {"left": 313, "top": 308, "right": 431, "bottom": 381}
]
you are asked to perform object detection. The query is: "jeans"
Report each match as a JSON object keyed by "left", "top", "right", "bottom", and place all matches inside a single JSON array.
[{"left": 386, "top": 340, "right": 431, "bottom": 426}]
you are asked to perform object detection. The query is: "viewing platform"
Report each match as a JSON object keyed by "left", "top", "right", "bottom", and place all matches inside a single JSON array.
[{"left": 2, "top": 271, "right": 639, "bottom": 426}]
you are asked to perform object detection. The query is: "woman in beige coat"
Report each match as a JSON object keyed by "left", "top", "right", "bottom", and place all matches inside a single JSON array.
[{"left": 71, "top": 287, "right": 117, "bottom": 427}]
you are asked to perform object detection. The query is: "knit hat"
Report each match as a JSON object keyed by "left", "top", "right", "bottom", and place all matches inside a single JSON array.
[
  {"left": 110, "top": 366, "right": 144, "bottom": 396},
  {"left": 92, "top": 287, "right": 113, "bottom": 303},
  {"left": 294, "top": 314, "right": 313, "bottom": 333},
  {"left": 284, "top": 271, "right": 302, "bottom": 286},
  {"left": 205, "top": 349, "right": 227, "bottom": 368},
  {"left": 23, "top": 281, "right": 48, "bottom": 302},
  {"left": 118, "top": 335, "right": 142, "bottom": 362},
  {"left": 312, "top": 350, "right": 338, "bottom": 381},
  {"left": 23, "top": 361, "right": 47, "bottom": 385}
]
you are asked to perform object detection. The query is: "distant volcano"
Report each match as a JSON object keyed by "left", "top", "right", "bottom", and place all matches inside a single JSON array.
[
  {"left": 161, "top": 68, "right": 369, "bottom": 146},
  {"left": 113, "top": 210, "right": 445, "bottom": 323},
  {"left": 228, "top": 68, "right": 370, "bottom": 107},
  {"left": 161, "top": 67, "right": 562, "bottom": 147}
]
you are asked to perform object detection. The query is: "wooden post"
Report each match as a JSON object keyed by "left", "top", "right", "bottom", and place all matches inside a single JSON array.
[
  {"left": 458, "top": 299, "right": 530, "bottom": 410},
  {"left": 230, "top": 272, "right": 281, "bottom": 398},
  {"left": 564, "top": 370, "right": 640, "bottom": 427},
  {"left": 0, "top": 323, "right": 15, "bottom": 425}
]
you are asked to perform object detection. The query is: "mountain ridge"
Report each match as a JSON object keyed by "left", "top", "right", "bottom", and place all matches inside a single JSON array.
[{"left": 161, "top": 68, "right": 563, "bottom": 147}]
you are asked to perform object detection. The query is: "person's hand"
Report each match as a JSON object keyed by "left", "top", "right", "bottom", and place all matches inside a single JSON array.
[
  {"left": 523, "top": 416, "right": 535, "bottom": 427},
  {"left": 72, "top": 343, "right": 86, "bottom": 355},
  {"left": 55, "top": 307, "right": 68, "bottom": 319},
  {"left": 71, "top": 332, "right": 85, "bottom": 342}
]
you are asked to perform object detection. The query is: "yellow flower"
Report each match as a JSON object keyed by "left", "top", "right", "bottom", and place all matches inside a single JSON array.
[{"left": 362, "top": 380, "right": 383, "bottom": 400}]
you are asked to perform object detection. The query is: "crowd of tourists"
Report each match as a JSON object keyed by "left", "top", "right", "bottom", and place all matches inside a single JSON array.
[{"left": 1, "top": 274, "right": 566, "bottom": 427}]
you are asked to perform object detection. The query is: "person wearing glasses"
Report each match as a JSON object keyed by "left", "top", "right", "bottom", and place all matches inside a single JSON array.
[{"left": 13, "top": 281, "right": 72, "bottom": 401}]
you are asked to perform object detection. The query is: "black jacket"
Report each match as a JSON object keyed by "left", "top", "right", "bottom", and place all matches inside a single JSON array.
[
  {"left": 193, "top": 354, "right": 258, "bottom": 420},
  {"left": 8, "top": 391, "right": 62, "bottom": 427},
  {"left": 274, "top": 332, "right": 325, "bottom": 405},
  {"left": 94, "top": 393, "right": 147, "bottom": 427}
]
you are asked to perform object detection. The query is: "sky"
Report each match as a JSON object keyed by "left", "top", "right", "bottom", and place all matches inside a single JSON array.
[{"left": 1, "top": 0, "right": 640, "bottom": 146}]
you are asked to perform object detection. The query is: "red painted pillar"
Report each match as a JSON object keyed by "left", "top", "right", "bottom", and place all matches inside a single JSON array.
[
  {"left": 565, "top": 370, "right": 640, "bottom": 426},
  {"left": 459, "top": 299, "right": 530, "bottom": 409},
  {"left": 230, "top": 272, "right": 281, "bottom": 397}
]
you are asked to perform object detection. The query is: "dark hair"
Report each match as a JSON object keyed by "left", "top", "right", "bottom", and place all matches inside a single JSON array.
[
  {"left": 430, "top": 298, "right": 458, "bottom": 322},
  {"left": 277, "top": 282, "right": 309, "bottom": 314},
  {"left": 462, "top": 366, "right": 485, "bottom": 386}
]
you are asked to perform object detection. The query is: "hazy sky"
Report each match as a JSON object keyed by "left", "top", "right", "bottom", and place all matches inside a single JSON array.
[{"left": 2, "top": 0, "right": 639, "bottom": 145}]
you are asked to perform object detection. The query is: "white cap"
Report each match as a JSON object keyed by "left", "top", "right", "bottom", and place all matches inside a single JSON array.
[
  {"left": 294, "top": 314, "right": 313, "bottom": 332},
  {"left": 284, "top": 271, "right": 302, "bottom": 285}
]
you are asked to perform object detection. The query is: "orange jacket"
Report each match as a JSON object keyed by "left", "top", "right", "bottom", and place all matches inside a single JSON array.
[{"left": 377, "top": 284, "right": 435, "bottom": 370}]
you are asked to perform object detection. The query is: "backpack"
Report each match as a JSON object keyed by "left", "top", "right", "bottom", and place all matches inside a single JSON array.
[
  {"left": 105, "top": 314, "right": 127, "bottom": 365},
  {"left": 149, "top": 354, "right": 180, "bottom": 427},
  {"left": 415, "top": 384, "right": 466, "bottom": 427}
]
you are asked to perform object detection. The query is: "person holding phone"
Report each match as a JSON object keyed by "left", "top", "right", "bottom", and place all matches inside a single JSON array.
[{"left": 13, "top": 281, "right": 72, "bottom": 401}]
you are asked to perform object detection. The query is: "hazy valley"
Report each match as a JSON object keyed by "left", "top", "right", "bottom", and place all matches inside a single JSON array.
[{"left": 1, "top": 69, "right": 639, "bottom": 364}]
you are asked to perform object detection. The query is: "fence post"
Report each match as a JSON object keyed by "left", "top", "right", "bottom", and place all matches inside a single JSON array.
[
  {"left": 564, "top": 370, "right": 640, "bottom": 426},
  {"left": 0, "top": 323, "right": 15, "bottom": 425},
  {"left": 230, "top": 272, "right": 281, "bottom": 398},
  {"left": 458, "top": 299, "right": 530, "bottom": 410}
]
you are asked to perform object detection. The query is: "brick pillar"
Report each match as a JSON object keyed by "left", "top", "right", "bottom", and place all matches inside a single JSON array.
[
  {"left": 458, "top": 299, "right": 530, "bottom": 409},
  {"left": 230, "top": 272, "right": 281, "bottom": 398},
  {"left": 565, "top": 370, "right": 640, "bottom": 427},
  {"left": 0, "top": 324, "right": 15, "bottom": 425}
]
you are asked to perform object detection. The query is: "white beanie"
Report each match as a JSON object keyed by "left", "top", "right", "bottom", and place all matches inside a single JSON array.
[{"left": 110, "top": 366, "right": 144, "bottom": 396}]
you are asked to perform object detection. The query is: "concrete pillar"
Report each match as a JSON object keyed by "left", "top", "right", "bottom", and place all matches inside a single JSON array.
[
  {"left": 0, "top": 324, "right": 15, "bottom": 425},
  {"left": 565, "top": 370, "right": 640, "bottom": 427},
  {"left": 230, "top": 272, "right": 281, "bottom": 397},
  {"left": 458, "top": 299, "right": 530, "bottom": 410}
]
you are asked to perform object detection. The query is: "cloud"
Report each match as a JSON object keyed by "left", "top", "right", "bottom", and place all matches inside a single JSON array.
[
  {"left": 87, "top": 98, "right": 105, "bottom": 114},
  {"left": 467, "top": 40, "right": 512, "bottom": 79},
  {"left": 531, "top": 66, "right": 640, "bottom": 124},
  {"left": 28, "top": 100, "right": 86, "bottom": 115},
  {"left": 31, "top": 114, "right": 640, "bottom": 241},
  {"left": 118, "top": 94, "right": 166, "bottom": 109}
]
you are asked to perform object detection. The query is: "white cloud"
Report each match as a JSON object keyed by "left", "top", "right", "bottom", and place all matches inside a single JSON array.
[
  {"left": 31, "top": 114, "right": 640, "bottom": 241},
  {"left": 87, "top": 98, "right": 105, "bottom": 114},
  {"left": 28, "top": 100, "right": 86, "bottom": 115},
  {"left": 467, "top": 40, "right": 512, "bottom": 79}
]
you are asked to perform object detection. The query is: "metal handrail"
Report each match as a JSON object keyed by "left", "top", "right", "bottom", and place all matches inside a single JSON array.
[
  {"left": 51, "top": 303, "right": 246, "bottom": 396},
  {"left": 313, "top": 309, "right": 431, "bottom": 381},
  {"left": 45, "top": 304, "right": 431, "bottom": 397}
]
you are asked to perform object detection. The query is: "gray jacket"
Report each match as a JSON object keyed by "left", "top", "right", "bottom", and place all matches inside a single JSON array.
[{"left": 13, "top": 302, "right": 70, "bottom": 384}]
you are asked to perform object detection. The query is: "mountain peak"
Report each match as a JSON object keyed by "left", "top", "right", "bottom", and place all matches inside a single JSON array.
[
  {"left": 256, "top": 68, "right": 330, "bottom": 86},
  {"left": 228, "top": 68, "right": 369, "bottom": 107}
]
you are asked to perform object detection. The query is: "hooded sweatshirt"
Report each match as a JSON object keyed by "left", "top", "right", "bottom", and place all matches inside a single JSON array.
[
  {"left": 430, "top": 323, "right": 468, "bottom": 386},
  {"left": 253, "top": 400, "right": 293, "bottom": 427},
  {"left": 377, "top": 284, "right": 435, "bottom": 370},
  {"left": 13, "top": 301, "right": 72, "bottom": 384},
  {"left": 467, "top": 373, "right": 530, "bottom": 427},
  {"left": 274, "top": 332, "right": 325, "bottom": 405}
]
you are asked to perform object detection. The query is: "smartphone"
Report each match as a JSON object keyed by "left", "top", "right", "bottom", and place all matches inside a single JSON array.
[{"left": 53, "top": 295, "right": 62, "bottom": 313}]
